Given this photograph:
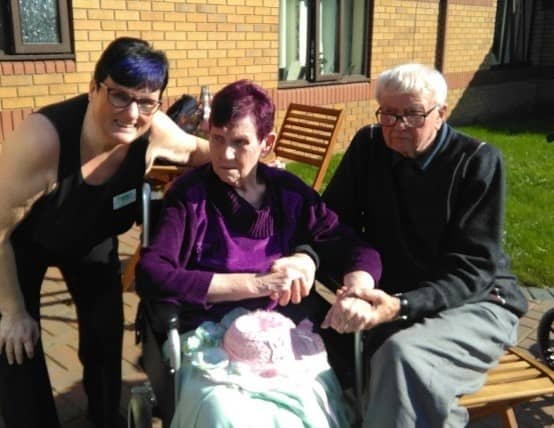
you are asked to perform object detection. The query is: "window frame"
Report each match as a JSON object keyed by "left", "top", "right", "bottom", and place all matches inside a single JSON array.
[
  {"left": 1, "top": 0, "right": 73, "bottom": 58},
  {"left": 279, "top": 0, "right": 371, "bottom": 88}
]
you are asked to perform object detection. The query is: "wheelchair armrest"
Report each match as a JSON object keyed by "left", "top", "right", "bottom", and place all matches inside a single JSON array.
[
  {"left": 140, "top": 299, "right": 182, "bottom": 400},
  {"left": 141, "top": 300, "right": 180, "bottom": 335}
]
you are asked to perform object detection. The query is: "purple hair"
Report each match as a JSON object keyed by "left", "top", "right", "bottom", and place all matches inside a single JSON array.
[{"left": 210, "top": 80, "right": 275, "bottom": 141}]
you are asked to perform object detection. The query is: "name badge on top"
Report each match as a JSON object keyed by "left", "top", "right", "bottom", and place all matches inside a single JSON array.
[{"left": 113, "top": 189, "right": 136, "bottom": 210}]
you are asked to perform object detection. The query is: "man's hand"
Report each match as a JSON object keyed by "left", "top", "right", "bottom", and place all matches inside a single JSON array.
[
  {"left": 322, "top": 270, "right": 400, "bottom": 333},
  {"left": 322, "top": 270, "right": 375, "bottom": 332},
  {"left": 322, "top": 296, "right": 374, "bottom": 333},
  {"left": 270, "top": 253, "right": 316, "bottom": 305},
  {"left": 0, "top": 310, "right": 39, "bottom": 365},
  {"left": 324, "top": 287, "right": 402, "bottom": 333}
]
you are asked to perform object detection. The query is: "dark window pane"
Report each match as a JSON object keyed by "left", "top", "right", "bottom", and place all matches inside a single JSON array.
[{"left": 492, "top": 0, "right": 535, "bottom": 66}]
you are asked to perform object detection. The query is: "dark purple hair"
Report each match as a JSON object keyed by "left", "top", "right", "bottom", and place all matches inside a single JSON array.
[
  {"left": 94, "top": 37, "right": 169, "bottom": 94},
  {"left": 209, "top": 80, "right": 275, "bottom": 141}
]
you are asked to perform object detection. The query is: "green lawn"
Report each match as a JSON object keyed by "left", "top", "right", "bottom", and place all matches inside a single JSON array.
[
  {"left": 459, "top": 118, "right": 554, "bottom": 288},
  {"left": 286, "top": 117, "right": 554, "bottom": 288}
]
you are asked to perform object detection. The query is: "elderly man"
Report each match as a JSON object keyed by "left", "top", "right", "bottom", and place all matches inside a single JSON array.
[{"left": 321, "top": 63, "right": 528, "bottom": 427}]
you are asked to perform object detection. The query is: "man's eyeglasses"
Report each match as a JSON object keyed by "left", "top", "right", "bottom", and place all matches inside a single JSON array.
[
  {"left": 99, "top": 82, "right": 161, "bottom": 115},
  {"left": 375, "top": 105, "right": 438, "bottom": 128}
]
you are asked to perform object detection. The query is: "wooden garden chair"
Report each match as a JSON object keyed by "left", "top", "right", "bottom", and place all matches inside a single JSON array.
[
  {"left": 272, "top": 103, "right": 343, "bottom": 191},
  {"left": 459, "top": 346, "right": 554, "bottom": 427}
]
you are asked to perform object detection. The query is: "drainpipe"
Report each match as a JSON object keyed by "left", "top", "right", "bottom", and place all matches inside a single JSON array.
[{"left": 435, "top": 0, "right": 448, "bottom": 72}]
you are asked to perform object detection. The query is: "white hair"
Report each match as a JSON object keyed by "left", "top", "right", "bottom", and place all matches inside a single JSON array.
[{"left": 376, "top": 63, "right": 447, "bottom": 106}]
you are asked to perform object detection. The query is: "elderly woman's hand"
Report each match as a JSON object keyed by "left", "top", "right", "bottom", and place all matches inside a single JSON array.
[
  {"left": 254, "top": 268, "right": 303, "bottom": 307},
  {"left": 339, "top": 271, "right": 375, "bottom": 295},
  {"left": 270, "top": 253, "right": 316, "bottom": 305}
]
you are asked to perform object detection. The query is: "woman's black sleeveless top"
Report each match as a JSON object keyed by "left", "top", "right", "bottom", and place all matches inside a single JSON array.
[{"left": 12, "top": 94, "right": 148, "bottom": 258}]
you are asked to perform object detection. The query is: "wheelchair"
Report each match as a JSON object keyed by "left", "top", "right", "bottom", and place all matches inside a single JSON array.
[{"left": 125, "top": 179, "right": 368, "bottom": 428}]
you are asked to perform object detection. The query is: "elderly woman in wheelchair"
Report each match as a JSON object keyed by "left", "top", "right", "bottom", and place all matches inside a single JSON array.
[{"left": 134, "top": 80, "right": 381, "bottom": 427}]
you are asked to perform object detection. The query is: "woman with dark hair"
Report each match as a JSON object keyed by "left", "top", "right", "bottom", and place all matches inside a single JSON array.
[
  {"left": 136, "top": 80, "right": 381, "bottom": 426},
  {"left": 0, "top": 37, "right": 209, "bottom": 428}
]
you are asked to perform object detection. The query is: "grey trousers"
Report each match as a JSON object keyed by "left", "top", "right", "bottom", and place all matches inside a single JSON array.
[{"left": 363, "top": 302, "right": 519, "bottom": 428}]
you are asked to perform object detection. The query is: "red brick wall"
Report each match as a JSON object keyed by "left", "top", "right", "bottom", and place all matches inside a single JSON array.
[{"left": 0, "top": 0, "right": 551, "bottom": 150}]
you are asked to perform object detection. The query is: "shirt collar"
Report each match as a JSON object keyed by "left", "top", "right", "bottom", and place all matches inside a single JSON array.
[{"left": 391, "top": 123, "right": 449, "bottom": 171}]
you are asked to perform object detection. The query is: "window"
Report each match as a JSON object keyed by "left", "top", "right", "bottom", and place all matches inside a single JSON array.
[
  {"left": 491, "top": 0, "right": 536, "bottom": 67},
  {"left": 0, "top": 0, "right": 72, "bottom": 58},
  {"left": 279, "top": 0, "right": 370, "bottom": 85}
]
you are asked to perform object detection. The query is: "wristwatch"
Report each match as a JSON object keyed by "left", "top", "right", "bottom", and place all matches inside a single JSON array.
[{"left": 393, "top": 293, "right": 409, "bottom": 321}]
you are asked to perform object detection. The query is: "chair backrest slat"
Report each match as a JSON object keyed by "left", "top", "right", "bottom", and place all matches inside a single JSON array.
[{"left": 274, "top": 103, "right": 344, "bottom": 191}]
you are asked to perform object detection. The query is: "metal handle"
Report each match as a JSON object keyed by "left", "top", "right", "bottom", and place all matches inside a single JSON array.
[
  {"left": 354, "top": 331, "right": 365, "bottom": 421},
  {"left": 141, "top": 182, "right": 152, "bottom": 248},
  {"left": 166, "top": 315, "right": 181, "bottom": 402}
]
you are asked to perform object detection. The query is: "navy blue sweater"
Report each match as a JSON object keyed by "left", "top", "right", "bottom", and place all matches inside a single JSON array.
[{"left": 323, "top": 124, "right": 528, "bottom": 320}]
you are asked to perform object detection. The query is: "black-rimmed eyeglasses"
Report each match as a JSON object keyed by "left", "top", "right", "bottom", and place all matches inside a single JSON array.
[
  {"left": 375, "top": 105, "right": 438, "bottom": 128},
  {"left": 99, "top": 82, "right": 161, "bottom": 115}
]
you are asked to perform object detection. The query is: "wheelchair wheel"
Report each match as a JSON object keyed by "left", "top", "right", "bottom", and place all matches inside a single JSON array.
[
  {"left": 127, "top": 383, "right": 155, "bottom": 428},
  {"left": 537, "top": 307, "right": 554, "bottom": 370}
]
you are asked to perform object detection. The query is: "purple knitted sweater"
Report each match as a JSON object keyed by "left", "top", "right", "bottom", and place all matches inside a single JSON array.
[{"left": 136, "top": 163, "right": 381, "bottom": 328}]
